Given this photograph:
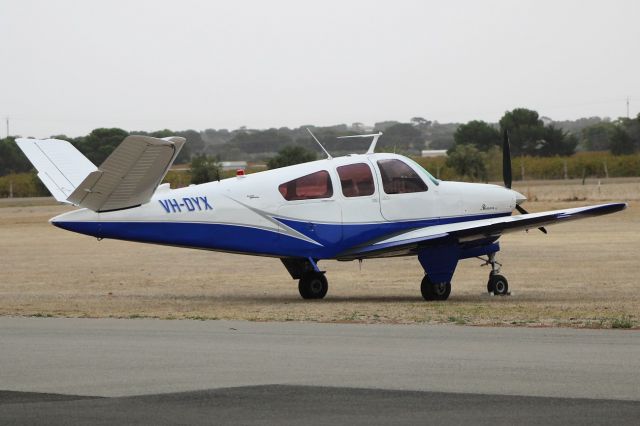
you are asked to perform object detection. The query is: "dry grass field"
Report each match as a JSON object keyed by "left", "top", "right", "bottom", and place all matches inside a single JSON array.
[{"left": 1, "top": 178, "right": 639, "bottom": 328}]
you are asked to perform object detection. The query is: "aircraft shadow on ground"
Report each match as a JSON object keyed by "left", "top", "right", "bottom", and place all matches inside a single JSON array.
[{"left": 175, "top": 293, "right": 564, "bottom": 304}]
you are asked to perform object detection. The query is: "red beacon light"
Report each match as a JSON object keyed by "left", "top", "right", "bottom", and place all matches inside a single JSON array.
[{"left": 236, "top": 169, "right": 245, "bottom": 177}]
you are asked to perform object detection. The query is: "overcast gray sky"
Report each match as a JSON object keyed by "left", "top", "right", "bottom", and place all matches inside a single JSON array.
[{"left": 1, "top": 0, "right": 638, "bottom": 138}]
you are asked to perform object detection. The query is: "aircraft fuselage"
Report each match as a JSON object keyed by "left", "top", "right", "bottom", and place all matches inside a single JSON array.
[{"left": 52, "top": 153, "right": 519, "bottom": 259}]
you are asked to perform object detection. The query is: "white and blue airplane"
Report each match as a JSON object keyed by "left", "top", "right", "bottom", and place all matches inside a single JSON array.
[{"left": 16, "top": 131, "right": 626, "bottom": 301}]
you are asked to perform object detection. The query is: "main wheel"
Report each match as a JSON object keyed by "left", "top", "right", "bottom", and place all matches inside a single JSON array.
[
  {"left": 487, "top": 274, "right": 509, "bottom": 295},
  {"left": 421, "top": 275, "right": 451, "bottom": 301},
  {"left": 298, "top": 272, "right": 328, "bottom": 299}
]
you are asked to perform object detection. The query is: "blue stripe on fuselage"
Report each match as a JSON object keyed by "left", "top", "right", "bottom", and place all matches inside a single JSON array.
[
  {"left": 274, "top": 212, "right": 508, "bottom": 252},
  {"left": 53, "top": 212, "right": 509, "bottom": 258}
]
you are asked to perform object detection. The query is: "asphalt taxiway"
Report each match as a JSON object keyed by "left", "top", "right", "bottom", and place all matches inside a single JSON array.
[{"left": 1, "top": 318, "right": 639, "bottom": 424}]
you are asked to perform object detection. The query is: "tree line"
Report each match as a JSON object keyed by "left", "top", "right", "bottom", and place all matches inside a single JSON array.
[
  {"left": 450, "top": 108, "right": 640, "bottom": 156},
  {"left": 1, "top": 108, "right": 639, "bottom": 179},
  {"left": 444, "top": 108, "right": 640, "bottom": 180}
]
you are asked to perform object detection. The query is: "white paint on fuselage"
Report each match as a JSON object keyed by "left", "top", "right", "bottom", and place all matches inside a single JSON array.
[{"left": 51, "top": 153, "right": 521, "bottom": 241}]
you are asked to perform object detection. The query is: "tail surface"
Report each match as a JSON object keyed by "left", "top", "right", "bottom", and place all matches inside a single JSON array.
[
  {"left": 16, "top": 135, "right": 185, "bottom": 212},
  {"left": 15, "top": 138, "right": 97, "bottom": 202}
]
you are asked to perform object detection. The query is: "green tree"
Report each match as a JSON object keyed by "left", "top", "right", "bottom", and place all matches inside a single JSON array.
[
  {"left": 446, "top": 144, "right": 487, "bottom": 181},
  {"left": 267, "top": 146, "right": 316, "bottom": 169},
  {"left": 377, "top": 123, "right": 423, "bottom": 153},
  {"left": 537, "top": 125, "right": 578, "bottom": 156},
  {"left": 609, "top": 126, "right": 634, "bottom": 155},
  {"left": 580, "top": 122, "right": 616, "bottom": 151},
  {"left": 453, "top": 120, "right": 500, "bottom": 151},
  {"left": 190, "top": 154, "right": 221, "bottom": 184},
  {"left": 229, "top": 128, "right": 293, "bottom": 154},
  {"left": 609, "top": 116, "right": 640, "bottom": 155},
  {"left": 174, "top": 129, "right": 204, "bottom": 157},
  {"left": 428, "top": 122, "right": 459, "bottom": 150},
  {"left": 73, "top": 128, "right": 129, "bottom": 165},
  {"left": 410, "top": 116, "right": 432, "bottom": 130},
  {"left": 499, "top": 108, "right": 545, "bottom": 156},
  {"left": 0, "top": 137, "right": 32, "bottom": 176},
  {"left": 373, "top": 120, "right": 400, "bottom": 131},
  {"left": 499, "top": 108, "right": 576, "bottom": 156}
]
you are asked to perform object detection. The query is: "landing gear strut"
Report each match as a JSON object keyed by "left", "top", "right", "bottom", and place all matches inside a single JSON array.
[
  {"left": 484, "top": 253, "right": 509, "bottom": 296},
  {"left": 421, "top": 275, "right": 451, "bottom": 301}
]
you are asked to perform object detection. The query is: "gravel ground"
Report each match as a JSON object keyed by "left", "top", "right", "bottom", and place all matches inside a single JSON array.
[{"left": 1, "top": 180, "right": 638, "bottom": 328}]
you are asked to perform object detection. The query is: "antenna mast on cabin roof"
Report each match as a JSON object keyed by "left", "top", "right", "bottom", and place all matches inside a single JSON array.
[
  {"left": 306, "top": 128, "right": 332, "bottom": 159},
  {"left": 336, "top": 132, "right": 383, "bottom": 154}
]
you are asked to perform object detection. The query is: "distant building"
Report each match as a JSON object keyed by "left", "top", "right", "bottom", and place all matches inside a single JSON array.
[
  {"left": 421, "top": 150, "right": 447, "bottom": 158},
  {"left": 247, "top": 162, "right": 267, "bottom": 170},
  {"left": 220, "top": 161, "right": 248, "bottom": 171}
]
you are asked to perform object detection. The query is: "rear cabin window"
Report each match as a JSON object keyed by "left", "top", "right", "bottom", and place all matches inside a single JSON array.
[
  {"left": 278, "top": 170, "right": 333, "bottom": 201},
  {"left": 377, "top": 159, "right": 428, "bottom": 194},
  {"left": 337, "top": 163, "right": 375, "bottom": 197}
]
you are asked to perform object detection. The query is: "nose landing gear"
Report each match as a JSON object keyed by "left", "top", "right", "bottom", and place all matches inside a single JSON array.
[{"left": 482, "top": 253, "right": 509, "bottom": 296}]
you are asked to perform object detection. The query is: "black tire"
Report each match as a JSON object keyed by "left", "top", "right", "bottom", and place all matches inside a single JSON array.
[
  {"left": 488, "top": 274, "right": 508, "bottom": 295},
  {"left": 298, "top": 272, "right": 328, "bottom": 299},
  {"left": 487, "top": 280, "right": 494, "bottom": 294},
  {"left": 421, "top": 275, "right": 451, "bottom": 301}
]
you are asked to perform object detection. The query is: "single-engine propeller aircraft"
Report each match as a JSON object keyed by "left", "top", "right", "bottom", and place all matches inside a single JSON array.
[{"left": 17, "top": 130, "right": 626, "bottom": 301}]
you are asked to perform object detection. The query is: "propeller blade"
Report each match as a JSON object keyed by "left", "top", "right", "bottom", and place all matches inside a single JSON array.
[
  {"left": 515, "top": 204, "right": 548, "bottom": 234},
  {"left": 506, "top": 130, "right": 546, "bottom": 234},
  {"left": 503, "top": 128, "right": 512, "bottom": 189}
]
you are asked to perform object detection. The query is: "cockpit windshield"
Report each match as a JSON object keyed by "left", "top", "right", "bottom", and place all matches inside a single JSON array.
[{"left": 404, "top": 157, "right": 440, "bottom": 186}]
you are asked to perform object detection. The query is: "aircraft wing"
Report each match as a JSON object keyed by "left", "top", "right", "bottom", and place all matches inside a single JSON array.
[
  {"left": 338, "top": 203, "right": 627, "bottom": 259},
  {"left": 67, "top": 136, "right": 185, "bottom": 212}
]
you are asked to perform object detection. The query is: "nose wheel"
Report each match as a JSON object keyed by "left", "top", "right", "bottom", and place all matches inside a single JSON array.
[
  {"left": 482, "top": 253, "right": 510, "bottom": 296},
  {"left": 487, "top": 274, "right": 509, "bottom": 295}
]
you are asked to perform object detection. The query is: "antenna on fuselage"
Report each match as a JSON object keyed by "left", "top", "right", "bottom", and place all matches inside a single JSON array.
[
  {"left": 306, "top": 128, "right": 332, "bottom": 160},
  {"left": 336, "top": 132, "right": 383, "bottom": 154}
]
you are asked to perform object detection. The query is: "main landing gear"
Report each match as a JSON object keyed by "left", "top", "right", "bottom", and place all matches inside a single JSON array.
[
  {"left": 418, "top": 249, "right": 510, "bottom": 301},
  {"left": 298, "top": 271, "right": 328, "bottom": 299},
  {"left": 420, "top": 276, "right": 451, "bottom": 301},
  {"left": 281, "top": 258, "right": 329, "bottom": 300},
  {"left": 483, "top": 252, "right": 509, "bottom": 296}
]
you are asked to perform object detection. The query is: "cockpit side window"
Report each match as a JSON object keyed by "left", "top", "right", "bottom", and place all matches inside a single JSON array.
[
  {"left": 336, "top": 163, "right": 375, "bottom": 197},
  {"left": 377, "top": 159, "right": 428, "bottom": 194},
  {"left": 278, "top": 170, "right": 333, "bottom": 201}
]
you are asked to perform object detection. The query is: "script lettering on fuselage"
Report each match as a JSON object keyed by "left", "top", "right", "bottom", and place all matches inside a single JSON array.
[{"left": 158, "top": 196, "right": 213, "bottom": 213}]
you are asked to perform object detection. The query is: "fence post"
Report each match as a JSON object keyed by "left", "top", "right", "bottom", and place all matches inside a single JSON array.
[
  {"left": 520, "top": 160, "right": 525, "bottom": 182},
  {"left": 603, "top": 160, "right": 609, "bottom": 179},
  {"left": 563, "top": 160, "right": 568, "bottom": 180},
  {"left": 9, "top": 180, "right": 13, "bottom": 198}
]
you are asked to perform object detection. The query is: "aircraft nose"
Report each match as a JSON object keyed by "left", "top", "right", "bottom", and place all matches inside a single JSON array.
[{"left": 513, "top": 190, "right": 527, "bottom": 205}]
